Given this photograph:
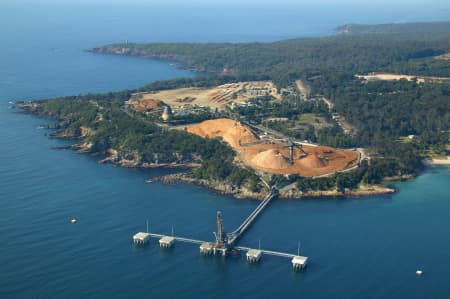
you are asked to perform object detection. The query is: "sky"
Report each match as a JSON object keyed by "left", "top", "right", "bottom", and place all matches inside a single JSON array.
[
  {"left": 142, "top": 0, "right": 445, "bottom": 4},
  {"left": 3, "top": 0, "right": 449, "bottom": 5}
]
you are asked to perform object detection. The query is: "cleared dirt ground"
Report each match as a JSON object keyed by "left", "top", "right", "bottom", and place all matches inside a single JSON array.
[
  {"left": 356, "top": 72, "right": 450, "bottom": 83},
  {"left": 295, "top": 80, "right": 311, "bottom": 97},
  {"left": 187, "top": 118, "right": 359, "bottom": 177},
  {"left": 436, "top": 53, "right": 450, "bottom": 60},
  {"left": 136, "top": 81, "right": 280, "bottom": 110},
  {"left": 133, "top": 99, "right": 166, "bottom": 111}
]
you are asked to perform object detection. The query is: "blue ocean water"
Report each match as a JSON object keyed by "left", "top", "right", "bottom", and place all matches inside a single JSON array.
[{"left": 0, "top": 2, "right": 449, "bottom": 298}]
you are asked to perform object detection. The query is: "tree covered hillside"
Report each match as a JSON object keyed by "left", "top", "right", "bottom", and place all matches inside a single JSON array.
[
  {"left": 90, "top": 22, "right": 450, "bottom": 180},
  {"left": 94, "top": 22, "right": 450, "bottom": 86}
]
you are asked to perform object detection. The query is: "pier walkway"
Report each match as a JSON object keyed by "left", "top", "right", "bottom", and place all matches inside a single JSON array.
[
  {"left": 235, "top": 246, "right": 296, "bottom": 258},
  {"left": 141, "top": 233, "right": 300, "bottom": 260},
  {"left": 227, "top": 187, "right": 278, "bottom": 245},
  {"left": 133, "top": 184, "right": 308, "bottom": 269},
  {"left": 144, "top": 232, "right": 204, "bottom": 245}
]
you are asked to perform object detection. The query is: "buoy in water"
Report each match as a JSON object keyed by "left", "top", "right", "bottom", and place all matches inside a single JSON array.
[
  {"left": 71, "top": 218, "right": 77, "bottom": 224},
  {"left": 416, "top": 270, "right": 423, "bottom": 275}
]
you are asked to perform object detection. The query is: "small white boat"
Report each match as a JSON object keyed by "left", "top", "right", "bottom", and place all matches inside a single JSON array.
[
  {"left": 71, "top": 218, "right": 77, "bottom": 224},
  {"left": 416, "top": 270, "right": 423, "bottom": 275}
]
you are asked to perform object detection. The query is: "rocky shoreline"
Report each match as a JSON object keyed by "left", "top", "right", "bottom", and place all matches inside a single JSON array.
[
  {"left": 88, "top": 46, "right": 216, "bottom": 74},
  {"left": 19, "top": 101, "right": 397, "bottom": 200},
  {"left": 88, "top": 46, "right": 197, "bottom": 71},
  {"left": 89, "top": 46, "right": 183, "bottom": 62},
  {"left": 149, "top": 173, "right": 396, "bottom": 200},
  {"left": 52, "top": 142, "right": 201, "bottom": 169},
  {"left": 99, "top": 155, "right": 201, "bottom": 169},
  {"left": 149, "top": 173, "right": 269, "bottom": 199}
]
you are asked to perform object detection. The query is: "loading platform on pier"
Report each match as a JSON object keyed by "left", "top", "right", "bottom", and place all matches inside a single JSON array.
[
  {"left": 246, "top": 249, "right": 262, "bottom": 263},
  {"left": 133, "top": 232, "right": 151, "bottom": 245},
  {"left": 200, "top": 242, "right": 215, "bottom": 255},
  {"left": 292, "top": 255, "right": 308, "bottom": 270},
  {"left": 159, "top": 236, "right": 175, "bottom": 248},
  {"left": 132, "top": 185, "right": 308, "bottom": 270}
]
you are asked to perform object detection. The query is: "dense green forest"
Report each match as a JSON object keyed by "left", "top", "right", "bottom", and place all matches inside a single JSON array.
[
  {"left": 29, "top": 91, "right": 261, "bottom": 190},
  {"left": 95, "top": 22, "right": 450, "bottom": 173},
  {"left": 337, "top": 21, "right": 450, "bottom": 36},
  {"left": 94, "top": 22, "right": 450, "bottom": 87},
  {"left": 23, "top": 22, "right": 450, "bottom": 193}
]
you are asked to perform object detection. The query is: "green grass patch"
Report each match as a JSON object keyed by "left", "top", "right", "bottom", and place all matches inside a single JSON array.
[{"left": 298, "top": 113, "right": 329, "bottom": 125}]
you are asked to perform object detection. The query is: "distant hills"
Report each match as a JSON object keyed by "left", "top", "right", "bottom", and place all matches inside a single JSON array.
[{"left": 337, "top": 21, "right": 450, "bottom": 36}]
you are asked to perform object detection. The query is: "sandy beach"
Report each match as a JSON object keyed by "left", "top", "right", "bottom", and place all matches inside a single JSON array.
[{"left": 431, "top": 157, "right": 450, "bottom": 165}]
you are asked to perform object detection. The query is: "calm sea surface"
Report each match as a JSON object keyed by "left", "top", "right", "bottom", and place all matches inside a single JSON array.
[{"left": 0, "top": 3, "right": 449, "bottom": 298}]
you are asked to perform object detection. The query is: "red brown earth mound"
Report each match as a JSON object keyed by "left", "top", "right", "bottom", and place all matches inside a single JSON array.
[
  {"left": 187, "top": 118, "right": 259, "bottom": 148},
  {"left": 133, "top": 99, "right": 166, "bottom": 111},
  {"left": 251, "top": 149, "right": 291, "bottom": 170},
  {"left": 298, "top": 153, "right": 327, "bottom": 168},
  {"left": 187, "top": 118, "right": 359, "bottom": 177}
]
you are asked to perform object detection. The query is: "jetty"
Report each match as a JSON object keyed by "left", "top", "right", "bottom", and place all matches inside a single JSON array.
[
  {"left": 132, "top": 232, "right": 151, "bottom": 245},
  {"left": 132, "top": 186, "right": 308, "bottom": 270}
]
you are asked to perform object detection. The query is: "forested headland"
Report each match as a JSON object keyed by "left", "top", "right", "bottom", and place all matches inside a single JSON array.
[{"left": 19, "top": 21, "right": 450, "bottom": 198}]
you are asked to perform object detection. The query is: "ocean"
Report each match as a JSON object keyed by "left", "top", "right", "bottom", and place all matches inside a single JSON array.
[{"left": 0, "top": 2, "right": 449, "bottom": 298}]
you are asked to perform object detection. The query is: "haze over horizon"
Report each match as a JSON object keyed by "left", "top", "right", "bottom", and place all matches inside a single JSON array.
[{"left": 2, "top": 0, "right": 450, "bottom": 6}]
